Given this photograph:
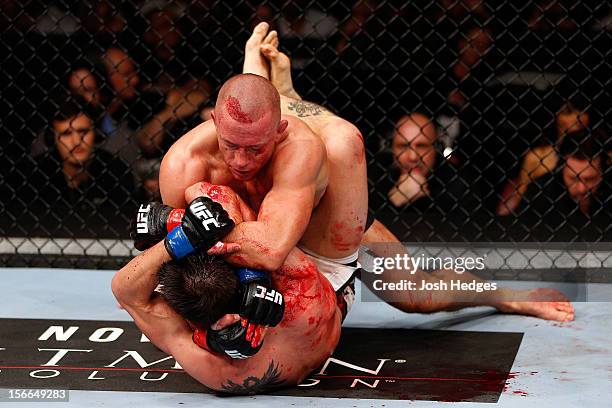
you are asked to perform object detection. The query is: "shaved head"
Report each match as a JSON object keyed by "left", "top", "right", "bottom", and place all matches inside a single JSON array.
[
  {"left": 212, "top": 74, "right": 287, "bottom": 181},
  {"left": 215, "top": 74, "right": 281, "bottom": 129}
]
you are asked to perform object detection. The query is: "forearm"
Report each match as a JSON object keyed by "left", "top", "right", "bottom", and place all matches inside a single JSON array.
[
  {"left": 112, "top": 241, "right": 171, "bottom": 307},
  {"left": 223, "top": 221, "right": 294, "bottom": 271}
]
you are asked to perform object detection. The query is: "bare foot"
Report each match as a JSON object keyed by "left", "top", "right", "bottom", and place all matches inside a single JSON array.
[
  {"left": 260, "top": 31, "right": 302, "bottom": 100},
  {"left": 243, "top": 22, "right": 271, "bottom": 79},
  {"left": 498, "top": 288, "right": 575, "bottom": 322}
]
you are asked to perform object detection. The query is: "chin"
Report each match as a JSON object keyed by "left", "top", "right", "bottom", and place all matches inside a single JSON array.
[{"left": 232, "top": 172, "right": 253, "bottom": 181}]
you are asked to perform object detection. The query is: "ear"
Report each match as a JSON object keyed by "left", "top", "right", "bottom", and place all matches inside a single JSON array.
[
  {"left": 210, "top": 110, "right": 217, "bottom": 125},
  {"left": 277, "top": 119, "right": 288, "bottom": 134},
  {"left": 211, "top": 313, "right": 241, "bottom": 331}
]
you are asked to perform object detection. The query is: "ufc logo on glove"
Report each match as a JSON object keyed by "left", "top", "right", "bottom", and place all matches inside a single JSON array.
[
  {"left": 225, "top": 350, "right": 250, "bottom": 359},
  {"left": 190, "top": 201, "right": 220, "bottom": 231},
  {"left": 136, "top": 204, "right": 151, "bottom": 233},
  {"left": 254, "top": 285, "right": 283, "bottom": 305}
]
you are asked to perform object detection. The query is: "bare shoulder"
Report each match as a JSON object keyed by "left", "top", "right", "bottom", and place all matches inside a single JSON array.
[
  {"left": 275, "top": 117, "right": 327, "bottom": 172},
  {"left": 163, "top": 120, "right": 216, "bottom": 166},
  {"left": 282, "top": 116, "right": 326, "bottom": 152},
  {"left": 160, "top": 121, "right": 217, "bottom": 206}
]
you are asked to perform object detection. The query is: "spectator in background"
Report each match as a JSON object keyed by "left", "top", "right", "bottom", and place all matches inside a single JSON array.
[
  {"left": 132, "top": 158, "right": 162, "bottom": 201},
  {"left": 101, "top": 47, "right": 142, "bottom": 115},
  {"left": 519, "top": 129, "right": 611, "bottom": 239},
  {"left": 373, "top": 113, "right": 480, "bottom": 240},
  {"left": 388, "top": 113, "right": 478, "bottom": 209},
  {"left": 527, "top": 0, "right": 588, "bottom": 32},
  {"left": 388, "top": 114, "right": 437, "bottom": 207},
  {"left": 64, "top": 56, "right": 142, "bottom": 167},
  {"left": 497, "top": 98, "right": 590, "bottom": 215},
  {"left": 30, "top": 97, "right": 134, "bottom": 236},
  {"left": 78, "top": 0, "right": 127, "bottom": 46},
  {"left": 277, "top": 0, "right": 338, "bottom": 68},
  {"left": 335, "top": 0, "right": 378, "bottom": 53},
  {"left": 250, "top": 3, "right": 276, "bottom": 31},
  {"left": 100, "top": 46, "right": 210, "bottom": 158},
  {"left": 135, "top": 2, "right": 212, "bottom": 95}
]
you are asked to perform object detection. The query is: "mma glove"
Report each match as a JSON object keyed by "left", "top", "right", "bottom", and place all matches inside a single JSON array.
[
  {"left": 131, "top": 202, "right": 185, "bottom": 251},
  {"left": 234, "top": 268, "right": 285, "bottom": 326},
  {"left": 164, "top": 197, "right": 235, "bottom": 259},
  {"left": 205, "top": 269, "right": 285, "bottom": 359},
  {"left": 193, "top": 323, "right": 262, "bottom": 359}
]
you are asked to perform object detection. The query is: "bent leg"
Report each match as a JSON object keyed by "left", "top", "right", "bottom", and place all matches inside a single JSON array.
[
  {"left": 260, "top": 32, "right": 302, "bottom": 100},
  {"left": 362, "top": 220, "right": 574, "bottom": 321},
  {"left": 301, "top": 118, "right": 368, "bottom": 258},
  {"left": 243, "top": 22, "right": 271, "bottom": 79}
]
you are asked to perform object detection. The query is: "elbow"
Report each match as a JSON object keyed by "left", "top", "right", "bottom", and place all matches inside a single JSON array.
[
  {"left": 251, "top": 243, "right": 291, "bottom": 271},
  {"left": 260, "top": 248, "right": 287, "bottom": 272},
  {"left": 111, "top": 273, "right": 126, "bottom": 305}
]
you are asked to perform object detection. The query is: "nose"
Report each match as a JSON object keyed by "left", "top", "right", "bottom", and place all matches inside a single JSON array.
[
  {"left": 406, "top": 147, "right": 419, "bottom": 163},
  {"left": 576, "top": 181, "right": 588, "bottom": 195},
  {"left": 233, "top": 149, "right": 249, "bottom": 169}
]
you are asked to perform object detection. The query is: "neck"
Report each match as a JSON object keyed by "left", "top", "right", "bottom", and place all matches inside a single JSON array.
[
  {"left": 578, "top": 198, "right": 591, "bottom": 215},
  {"left": 62, "top": 161, "right": 90, "bottom": 188}
]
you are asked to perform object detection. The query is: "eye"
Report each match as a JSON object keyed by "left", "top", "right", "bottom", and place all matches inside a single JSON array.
[{"left": 248, "top": 146, "right": 262, "bottom": 154}]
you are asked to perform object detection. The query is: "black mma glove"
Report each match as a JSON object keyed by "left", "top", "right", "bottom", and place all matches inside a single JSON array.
[
  {"left": 193, "top": 323, "right": 262, "bottom": 359},
  {"left": 204, "top": 269, "right": 285, "bottom": 359},
  {"left": 164, "top": 196, "right": 235, "bottom": 259},
  {"left": 131, "top": 202, "right": 185, "bottom": 251},
  {"left": 234, "top": 268, "right": 285, "bottom": 326}
]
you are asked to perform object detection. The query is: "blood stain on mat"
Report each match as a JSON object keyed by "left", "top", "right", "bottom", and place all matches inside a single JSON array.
[{"left": 513, "top": 390, "right": 528, "bottom": 396}]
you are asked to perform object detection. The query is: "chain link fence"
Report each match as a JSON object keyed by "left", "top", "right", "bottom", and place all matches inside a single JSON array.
[{"left": 1, "top": 1, "right": 611, "bottom": 269}]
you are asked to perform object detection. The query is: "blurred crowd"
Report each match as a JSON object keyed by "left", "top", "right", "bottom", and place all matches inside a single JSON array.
[{"left": 1, "top": 0, "right": 610, "bottom": 241}]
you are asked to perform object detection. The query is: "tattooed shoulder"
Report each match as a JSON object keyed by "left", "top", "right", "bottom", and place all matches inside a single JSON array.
[
  {"left": 287, "top": 100, "right": 329, "bottom": 117},
  {"left": 220, "top": 360, "right": 286, "bottom": 395}
]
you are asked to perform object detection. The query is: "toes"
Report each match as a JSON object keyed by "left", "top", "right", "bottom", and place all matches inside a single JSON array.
[
  {"left": 254, "top": 22, "right": 269, "bottom": 35},
  {"left": 247, "top": 22, "right": 269, "bottom": 47},
  {"left": 261, "top": 44, "right": 279, "bottom": 59},
  {"left": 270, "top": 31, "right": 279, "bottom": 48},
  {"left": 263, "top": 30, "right": 277, "bottom": 46}
]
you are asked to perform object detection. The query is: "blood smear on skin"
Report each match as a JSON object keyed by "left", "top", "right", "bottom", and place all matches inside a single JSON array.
[{"left": 226, "top": 96, "right": 252, "bottom": 123}]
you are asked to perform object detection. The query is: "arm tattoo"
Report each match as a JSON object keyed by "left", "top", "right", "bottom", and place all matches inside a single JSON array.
[
  {"left": 287, "top": 101, "right": 328, "bottom": 117},
  {"left": 220, "top": 360, "right": 286, "bottom": 395}
]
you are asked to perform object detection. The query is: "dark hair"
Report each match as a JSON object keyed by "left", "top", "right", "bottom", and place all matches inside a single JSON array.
[
  {"left": 559, "top": 129, "right": 603, "bottom": 163},
  {"left": 45, "top": 95, "right": 99, "bottom": 147},
  {"left": 158, "top": 252, "right": 240, "bottom": 328},
  {"left": 66, "top": 58, "right": 111, "bottom": 106},
  {"left": 51, "top": 97, "right": 94, "bottom": 124}
]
